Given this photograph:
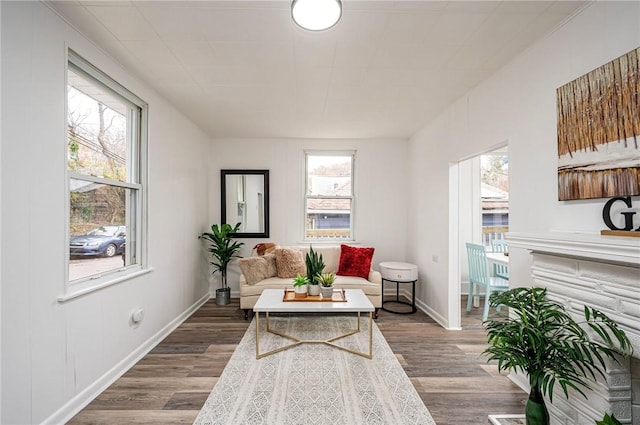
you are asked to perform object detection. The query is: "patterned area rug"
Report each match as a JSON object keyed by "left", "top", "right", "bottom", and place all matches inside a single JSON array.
[{"left": 194, "top": 314, "right": 435, "bottom": 425}]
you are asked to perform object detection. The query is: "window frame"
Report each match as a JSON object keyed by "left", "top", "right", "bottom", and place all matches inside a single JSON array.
[
  {"left": 303, "top": 150, "right": 356, "bottom": 242},
  {"left": 63, "top": 50, "right": 149, "bottom": 299}
]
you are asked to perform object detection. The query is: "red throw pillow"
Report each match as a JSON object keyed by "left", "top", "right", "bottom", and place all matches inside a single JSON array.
[{"left": 337, "top": 245, "right": 375, "bottom": 279}]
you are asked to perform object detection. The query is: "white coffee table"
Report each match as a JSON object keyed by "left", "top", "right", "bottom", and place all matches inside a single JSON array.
[{"left": 253, "top": 288, "right": 375, "bottom": 360}]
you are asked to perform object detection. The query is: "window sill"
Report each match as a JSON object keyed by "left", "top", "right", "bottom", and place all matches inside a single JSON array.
[
  {"left": 58, "top": 267, "right": 154, "bottom": 303},
  {"left": 300, "top": 239, "right": 357, "bottom": 245}
]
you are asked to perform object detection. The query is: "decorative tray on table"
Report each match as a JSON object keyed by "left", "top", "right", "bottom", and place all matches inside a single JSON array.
[{"left": 282, "top": 289, "right": 347, "bottom": 302}]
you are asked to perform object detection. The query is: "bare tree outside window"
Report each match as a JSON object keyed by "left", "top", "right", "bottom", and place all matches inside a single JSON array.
[{"left": 67, "top": 52, "right": 145, "bottom": 285}]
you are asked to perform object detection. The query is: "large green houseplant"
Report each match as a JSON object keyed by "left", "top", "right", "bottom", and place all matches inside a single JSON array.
[
  {"left": 199, "top": 223, "right": 244, "bottom": 305},
  {"left": 305, "top": 245, "right": 325, "bottom": 296},
  {"left": 483, "top": 287, "right": 632, "bottom": 425}
]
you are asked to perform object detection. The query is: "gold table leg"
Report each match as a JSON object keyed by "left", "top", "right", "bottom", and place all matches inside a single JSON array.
[{"left": 254, "top": 311, "right": 373, "bottom": 360}]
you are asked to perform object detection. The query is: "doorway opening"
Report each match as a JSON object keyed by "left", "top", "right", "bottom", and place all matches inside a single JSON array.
[{"left": 456, "top": 146, "right": 509, "bottom": 329}]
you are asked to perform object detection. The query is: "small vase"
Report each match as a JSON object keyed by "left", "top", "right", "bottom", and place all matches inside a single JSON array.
[
  {"left": 216, "top": 287, "right": 230, "bottom": 305},
  {"left": 294, "top": 284, "right": 308, "bottom": 298},
  {"left": 308, "top": 284, "right": 321, "bottom": 296},
  {"left": 321, "top": 286, "right": 334, "bottom": 299},
  {"left": 525, "top": 388, "right": 549, "bottom": 425}
]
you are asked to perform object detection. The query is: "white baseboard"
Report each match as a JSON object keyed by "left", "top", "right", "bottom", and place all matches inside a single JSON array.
[
  {"left": 384, "top": 288, "right": 457, "bottom": 330},
  {"left": 211, "top": 289, "right": 240, "bottom": 298},
  {"left": 415, "top": 296, "right": 456, "bottom": 329},
  {"left": 42, "top": 293, "right": 211, "bottom": 425}
]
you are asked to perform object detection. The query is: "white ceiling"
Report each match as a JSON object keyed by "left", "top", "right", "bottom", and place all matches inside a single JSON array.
[{"left": 49, "top": 0, "right": 587, "bottom": 139}]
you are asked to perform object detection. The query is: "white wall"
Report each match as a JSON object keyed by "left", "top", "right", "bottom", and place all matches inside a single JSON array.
[
  {"left": 457, "top": 155, "right": 485, "bottom": 296},
  {"left": 408, "top": 2, "right": 640, "bottom": 328},
  {"left": 1, "top": 2, "right": 211, "bottom": 423},
  {"left": 206, "top": 138, "right": 409, "bottom": 294},
  {"left": 0, "top": 1, "right": 3, "bottom": 420}
]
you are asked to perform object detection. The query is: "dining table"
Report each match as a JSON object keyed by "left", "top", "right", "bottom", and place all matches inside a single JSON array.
[{"left": 486, "top": 251, "right": 509, "bottom": 268}]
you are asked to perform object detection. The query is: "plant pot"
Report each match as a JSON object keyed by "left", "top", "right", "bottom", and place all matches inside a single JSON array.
[
  {"left": 216, "top": 287, "right": 230, "bottom": 305},
  {"left": 320, "top": 286, "right": 334, "bottom": 299},
  {"left": 525, "top": 391, "right": 549, "bottom": 425},
  {"left": 308, "top": 284, "right": 321, "bottom": 296},
  {"left": 294, "top": 284, "right": 308, "bottom": 298}
]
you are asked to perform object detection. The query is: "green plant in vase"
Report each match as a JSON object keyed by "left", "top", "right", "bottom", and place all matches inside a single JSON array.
[
  {"left": 483, "top": 287, "right": 632, "bottom": 425},
  {"left": 596, "top": 413, "right": 622, "bottom": 425},
  {"left": 199, "top": 223, "right": 244, "bottom": 305},
  {"left": 292, "top": 273, "right": 310, "bottom": 298},
  {"left": 305, "top": 246, "right": 325, "bottom": 296},
  {"left": 317, "top": 272, "right": 336, "bottom": 298}
]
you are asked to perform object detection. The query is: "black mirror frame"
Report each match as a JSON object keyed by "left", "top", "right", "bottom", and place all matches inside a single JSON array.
[{"left": 221, "top": 169, "right": 270, "bottom": 238}]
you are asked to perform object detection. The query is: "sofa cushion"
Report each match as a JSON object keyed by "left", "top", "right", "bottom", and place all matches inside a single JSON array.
[
  {"left": 333, "top": 275, "right": 381, "bottom": 296},
  {"left": 239, "top": 276, "right": 380, "bottom": 297},
  {"left": 237, "top": 253, "right": 277, "bottom": 285},
  {"left": 275, "top": 248, "right": 306, "bottom": 278},
  {"left": 337, "top": 244, "right": 374, "bottom": 279},
  {"left": 240, "top": 277, "right": 294, "bottom": 297},
  {"left": 307, "top": 246, "right": 339, "bottom": 273}
]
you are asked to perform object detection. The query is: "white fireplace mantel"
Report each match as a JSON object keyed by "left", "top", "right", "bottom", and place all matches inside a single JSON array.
[
  {"left": 507, "top": 231, "right": 640, "bottom": 267},
  {"left": 507, "top": 231, "right": 640, "bottom": 424}
]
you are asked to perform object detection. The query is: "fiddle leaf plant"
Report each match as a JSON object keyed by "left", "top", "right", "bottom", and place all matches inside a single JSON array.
[
  {"left": 199, "top": 223, "right": 244, "bottom": 289},
  {"left": 483, "top": 287, "right": 632, "bottom": 425}
]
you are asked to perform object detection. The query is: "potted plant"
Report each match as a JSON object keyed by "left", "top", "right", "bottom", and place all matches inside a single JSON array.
[
  {"left": 292, "top": 273, "right": 309, "bottom": 298},
  {"left": 483, "top": 287, "right": 632, "bottom": 425},
  {"left": 305, "top": 245, "right": 325, "bottom": 296},
  {"left": 317, "top": 272, "right": 336, "bottom": 298},
  {"left": 199, "top": 223, "right": 244, "bottom": 305},
  {"left": 596, "top": 413, "right": 622, "bottom": 425}
]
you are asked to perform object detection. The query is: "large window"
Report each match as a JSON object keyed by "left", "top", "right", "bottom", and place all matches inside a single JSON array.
[
  {"left": 304, "top": 151, "right": 355, "bottom": 240},
  {"left": 67, "top": 51, "right": 147, "bottom": 287}
]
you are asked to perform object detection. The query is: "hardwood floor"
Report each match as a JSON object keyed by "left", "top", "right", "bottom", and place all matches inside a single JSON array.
[{"left": 67, "top": 296, "right": 526, "bottom": 425}]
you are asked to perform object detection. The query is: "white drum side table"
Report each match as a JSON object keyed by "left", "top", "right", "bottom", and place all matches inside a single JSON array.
[{"left": 379, "top": 262, "right": 418, "bottom": 314}]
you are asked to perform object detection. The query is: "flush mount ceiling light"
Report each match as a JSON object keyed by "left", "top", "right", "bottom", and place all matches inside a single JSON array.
[{"left": 292, "top": 0, "right": 342, "bottom": 31}]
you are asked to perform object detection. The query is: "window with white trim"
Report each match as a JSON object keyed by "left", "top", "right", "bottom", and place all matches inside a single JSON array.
[
  {"left": 304, "top": 151, "right": 355, "bottom": 240},
  {"left": 67, "top": 51, "right": 147, "bottom": 286}
]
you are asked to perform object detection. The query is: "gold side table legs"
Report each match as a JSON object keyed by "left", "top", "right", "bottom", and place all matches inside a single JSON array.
[{"left": 255, "top": 311, "right": 373, "bottom": 360}]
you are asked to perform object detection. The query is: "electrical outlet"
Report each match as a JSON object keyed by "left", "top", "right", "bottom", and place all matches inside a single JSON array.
[{"left": 432, "top": 254, "right": 438, "bottom": 262}]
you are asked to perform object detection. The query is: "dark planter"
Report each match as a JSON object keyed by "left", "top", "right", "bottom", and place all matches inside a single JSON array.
[
  {"left": 216, "top": 287, "right": 230, "bottom": 305},
  {"left": 525, "top": 389, "right": 549, "bottom": 425}
]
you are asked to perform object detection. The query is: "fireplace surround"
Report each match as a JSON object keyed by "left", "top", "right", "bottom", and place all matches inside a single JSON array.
[{"left": 509, "top": 232, "right": 640, "bottom": 424}]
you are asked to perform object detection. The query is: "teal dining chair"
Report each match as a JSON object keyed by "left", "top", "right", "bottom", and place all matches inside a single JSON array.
[
  {"left": 490, "top": 239, "right": 509, "bottom": 280},
  {"left": 465, "top": 242, "right": 510, "bottom": 321}
]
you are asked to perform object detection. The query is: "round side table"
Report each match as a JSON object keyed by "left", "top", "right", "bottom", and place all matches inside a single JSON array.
[{"left": 379, "top": 262, "right": 418, "bottom": 314}]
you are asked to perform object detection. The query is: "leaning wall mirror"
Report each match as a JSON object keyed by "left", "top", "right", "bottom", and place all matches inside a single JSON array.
[{"left": 221, "top": 169, "right": 269, "bottom": 238}]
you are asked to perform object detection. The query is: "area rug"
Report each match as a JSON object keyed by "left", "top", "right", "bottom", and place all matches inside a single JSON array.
[{"left": 194, "top": 314, "right": 435, "bottom": 425}]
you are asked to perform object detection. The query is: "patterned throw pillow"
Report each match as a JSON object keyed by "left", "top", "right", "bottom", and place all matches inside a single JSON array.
[
  {"left": 337, "top": 244, "right": 375, "bottom": 279},
  {"left": 275, "top": 248, "right": 306, "bottom": 279},
  {"left": 237, "top": 253, "right": 277, "bottom": 285},
  {"left": 252, "top": 242, "right": 278, "bottom": 256}
]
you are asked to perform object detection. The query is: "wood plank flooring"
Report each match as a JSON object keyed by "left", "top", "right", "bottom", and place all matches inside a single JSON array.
[{"left": 67, "top": 296, "right": 526, "bottom": 425}]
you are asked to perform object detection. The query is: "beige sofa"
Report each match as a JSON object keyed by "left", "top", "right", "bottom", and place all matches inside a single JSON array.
[{"left": 238, "top": 245, "right": 381, "bottom": 319}]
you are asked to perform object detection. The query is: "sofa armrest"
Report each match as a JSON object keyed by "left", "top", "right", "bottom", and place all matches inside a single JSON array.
[
  {"left": 368, "top": 269, "right": 382, "bottom": 284},
  {"left": 239, "top": 274, "right": 247, "bottom": 286}
]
